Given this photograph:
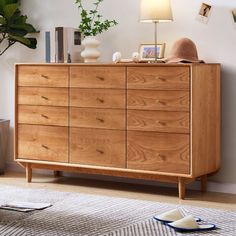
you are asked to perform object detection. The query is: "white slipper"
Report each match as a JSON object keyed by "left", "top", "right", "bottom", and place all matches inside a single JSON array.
[
  {"left": 167, "top": 215, "right": 216, "bottom": 232},
  {"left": 153, "top": 209, "right": 201, "bottom": 223}
]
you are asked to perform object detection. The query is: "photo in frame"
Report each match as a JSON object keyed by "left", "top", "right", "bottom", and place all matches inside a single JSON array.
[
  {"left": 196, "top": 3, "right": 212, "bottom": 24},
  {"left": 232, "top": 9, "right": 236, "bottom": 28},
  {"left": 139, "top": 43, "right": 165, "bottom": 61}
]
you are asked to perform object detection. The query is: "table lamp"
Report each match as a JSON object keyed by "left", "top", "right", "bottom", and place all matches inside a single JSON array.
[{"left": 140, "top": 0, "right": 173, "bottom": 61}]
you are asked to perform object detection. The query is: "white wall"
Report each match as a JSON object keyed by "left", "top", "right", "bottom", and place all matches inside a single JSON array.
[{"left": 1, "top": 0, "right": 236, "bottom": 191}]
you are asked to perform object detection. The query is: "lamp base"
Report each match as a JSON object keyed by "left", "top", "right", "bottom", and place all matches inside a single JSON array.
[{"left": 148, "top": 59, "right": 165, "bottom": 63}]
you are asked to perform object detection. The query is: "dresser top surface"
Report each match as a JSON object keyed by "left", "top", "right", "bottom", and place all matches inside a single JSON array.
[{"left": 15, "top": 62, "right": 220, "bottom": 67}]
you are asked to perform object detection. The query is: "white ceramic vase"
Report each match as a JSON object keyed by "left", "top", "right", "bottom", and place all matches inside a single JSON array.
[{"left": 81, "top": 36, "right": 101, "bottom": 63}]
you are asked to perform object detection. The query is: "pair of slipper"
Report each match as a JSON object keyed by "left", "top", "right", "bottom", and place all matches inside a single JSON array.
[{"left": 153, "top": 209, "right": 216, "bottom": 232}]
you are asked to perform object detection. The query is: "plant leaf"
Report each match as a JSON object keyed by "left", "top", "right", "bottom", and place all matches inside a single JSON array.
[{"left": 4, "top": 3, "right": 19, "bottom": 19}]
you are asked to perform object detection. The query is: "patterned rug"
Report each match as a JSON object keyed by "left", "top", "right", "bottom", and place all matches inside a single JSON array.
[{"left": 0, "top": 184, "right": 235, "bottom": 236}]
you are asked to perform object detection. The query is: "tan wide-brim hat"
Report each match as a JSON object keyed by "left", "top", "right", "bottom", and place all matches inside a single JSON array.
[{"left": 165, "top": 38, "right": 204, "bottom": 63}]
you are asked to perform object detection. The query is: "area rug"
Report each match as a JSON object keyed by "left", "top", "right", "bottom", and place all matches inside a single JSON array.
[{"left": 0, "top": 184, "right": 235, "bottom": 236}]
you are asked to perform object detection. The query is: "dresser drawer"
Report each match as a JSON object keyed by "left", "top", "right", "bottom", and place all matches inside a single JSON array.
[
  {"left": 127, "top": 67, "right": 189, "bottom": 90},
  {"left": 128, "top": 90, "right": 189, "bottom": 111},
  {"left": 70, "top": 128, "right": 125, "bottom": 168},
  {"left": 128, "top": 110, "right": 189, "bottom": 133},
  {"left": 127, "top": 131, "right": 190, "bottom": 174},
  {"left": 70, "top": 88, "right": 126, "bottom": 109},
  {"left": 17, "top": 66, "right": 69, "bottom": 87},
  {"left": 18, "top": 125, "right": 68, "bottom": 162},
  {"left": 18, "top": 105, "right": 68, "bottom": 126},
  {"left": 70, "top": 66, "right": 126, "bottom": 88},
  {"left": 18, "top": 87, "right": 69, "bottom": 106},
  {"left": 70, "top": 108, "right": 125, "bottom": 130}
]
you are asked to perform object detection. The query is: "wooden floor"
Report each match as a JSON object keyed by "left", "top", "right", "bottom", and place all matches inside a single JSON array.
[{"left": 1, "top": 171, "right": 235, "bottom": 211}]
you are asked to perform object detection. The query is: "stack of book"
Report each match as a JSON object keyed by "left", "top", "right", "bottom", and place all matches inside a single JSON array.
[{"left": 45, "top": 27, "right": 84, "bottom": 63}]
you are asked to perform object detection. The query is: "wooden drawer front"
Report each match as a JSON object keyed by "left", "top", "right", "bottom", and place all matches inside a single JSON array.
[
  {"left": 70, "top": 128, "right": 125, "bottom": 168},
  {"left": 17, "top": 66, "right": 69, "bottom": 87},
  {"left": 70, "top": 88, "right": 126, "bottom": 109},
  {"left": 70, "top": 66, "right": 126, "bottom": 88},
  {"left": 18, "top": 87, "right": 68, "bottom": 106},
  {"left": 127, "top": 131, "right": 190, "bottom": 174},
  {"left": 18, "top": 125, "right": 68, "bottom": 162},
  {"left": 128, "top": 90, "right": 189, "bottom": 111},
  {"left": 70, "top": 108, "right": 125, "bottom": 130},
  {"left": 127, "top": 67, "right": 189, "bottom": 90},
  {"left": 128, "top": 110, "right": 189, "bottom": 133},
  {"left": 18, "top": 105, "right": 68, "bottom": 126}
]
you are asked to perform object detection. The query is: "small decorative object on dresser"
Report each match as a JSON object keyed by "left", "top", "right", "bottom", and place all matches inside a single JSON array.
[
  {"left": 139, "top": 43, "right": 165, "bottom": 61},
  {"left": 75, "top": 0, "right": 118, "bottom": 62},
  {"left": 14, "top": 63, "right": 221, "bottom": 199}
]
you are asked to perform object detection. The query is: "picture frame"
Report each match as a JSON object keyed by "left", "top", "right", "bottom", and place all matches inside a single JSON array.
[
  {"left": 197, "top": 3, "right": 212, "bottom": 24},
  {"left": 232, "top": 9, "right": 236, "bottom": 24},
  {"left": 139, "top": 43, "right": 165, "bottom": 61}
]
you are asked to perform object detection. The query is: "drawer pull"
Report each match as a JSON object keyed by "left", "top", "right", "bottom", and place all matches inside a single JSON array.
[
  {"left": 159, "top": 154, "right": 166, "bottom": 161},
  {"left": 41, "top": 144, "right": 49, "bottom": 149},
  {"left": 96, "top": 76, "right": 105, "bottom": 81},
  {"left": 41, "top": 74, "right": 49, "bottom": 79},
  {"left": 96, "top": 97, "right": 104, "bottom": 103},
  {"left": 96, "top": 149, "right": 104, "bottom": 155},
  {"left": 41, "top": 114, "right": 49, "bottom": 119},
  {"left": 155, "top": 76, "right": 166, "bottom": 82},
  {"left": 41, "top": 96, "right": 49, "bottom": 100},
  {"left": 96, "top": 117, "right": 105, "bottom": 123},
  {"left": 158, "top": 100, "right": 166, "bottom": 105},
  {"left": 158, "top": 121, "right": 166, "bottom": 126}
]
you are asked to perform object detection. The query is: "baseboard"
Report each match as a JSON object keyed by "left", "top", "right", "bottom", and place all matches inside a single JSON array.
[{"left": 6, "top": 162, "right": 236, "bottom": 195}]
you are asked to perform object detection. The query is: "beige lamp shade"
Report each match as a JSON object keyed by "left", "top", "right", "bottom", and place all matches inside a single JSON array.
[{"left": 140, "top": 0, "right": 173, "bottom": 22}]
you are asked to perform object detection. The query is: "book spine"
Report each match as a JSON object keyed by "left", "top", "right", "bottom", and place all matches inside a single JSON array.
[
  {"left": 45, "top": 31, "right": 51, "bottom": 63},
  {"left": 63, "top": 27, "right": 68, "bottom": 63},
  {"left": 50, "top": 28, "right": 56, "bottom": 63},
  {"left": 55, "top": 27, "right": 64, "bottom": 63}
]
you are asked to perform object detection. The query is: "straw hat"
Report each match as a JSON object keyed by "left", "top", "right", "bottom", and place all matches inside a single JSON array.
[{"left": 165, "top": 38, "right": 204, "bottom": 63}]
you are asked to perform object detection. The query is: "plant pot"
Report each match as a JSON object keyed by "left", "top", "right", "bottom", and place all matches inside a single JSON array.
[
  {"left": 81, "top": 36, "right": 101, "bottom": 63},
  {"left": 0, "top": 120, "right": 10, "bottom": 174}
]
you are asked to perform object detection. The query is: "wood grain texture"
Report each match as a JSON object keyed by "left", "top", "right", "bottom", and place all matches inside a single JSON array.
[
  {"left": 70, "top": 88, "right": 126, "bottom": 109},
  {"left": 70, "top": 107, "right": 125, "bottom": 130},
  {"left": 127, "top": 131, "right": 190, "bottom": 174},
  {"left": 201, "top": 175, "right": 207, "bottom": 192},
  {"left": 17, "top": 65, "right": 69, "bottom": 87},
  {"left": 127, "top": 110, "right": 189, "bottom": 133},
  {"left": 26, "top": 163, "right": 32, "bottom": 183},
  {"left": 18, "top": 125, "right": 69, "bottom": 162},
  {"left": 178, "top": 177, "right": 185, "bottom": 199},
  {"left": 70, "top": 66, "right": 126, "bottom": 88},
  {"left": 0, "top": 120, "right": 10, "bottom": 171},
  {"left": 14, "top": 63, "right": 221, "bottom": 199},
  {"left": 191, "top": 64, "right": 221, "bottom": 177},
  {"left": 18, "top": 87, "right": 69, "bottom": 106},
  {"left": 127, "top": 67, "right": 190, "bottom": 90},
  {"left": 18, "top": 105, "right": 69, "bottom": 126},
  {"left": 18, "top": 161, "right": 182, "bottom": 182},
  {"left": 127, "top": 90, "right": 189, "bottom": 111},
  {"left": 70, "top": 128, "right": 126, "bottom": 168}
]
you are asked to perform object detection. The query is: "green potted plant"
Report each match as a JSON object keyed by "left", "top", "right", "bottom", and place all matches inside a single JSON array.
[
  {"left": 75, "top": 0, "right": 117, "bottom": 62},
  {"left": 0, "top": 0, "right": 38, "bottom": 56},
  {"left": 0, "top": 0, "right": 37, "bottom": 173}
]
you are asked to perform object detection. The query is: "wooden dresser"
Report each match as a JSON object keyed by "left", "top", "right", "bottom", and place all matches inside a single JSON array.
[{"left": 15, "top": 63, "right": 221, "bottom": 199}]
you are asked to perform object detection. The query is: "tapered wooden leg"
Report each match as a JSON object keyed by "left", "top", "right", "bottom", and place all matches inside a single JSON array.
[
  {"left": 26, "top": 163, "right": 32, "bottom": 183},
  {"left": 54, "top": 171, "right": 62, "bottom": 177},
  {"left": 178, "top": 177, "right": 185, "bottom": 200},
  {"left": 201, "top": 175, "right": 207, "bottom": 192}
]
